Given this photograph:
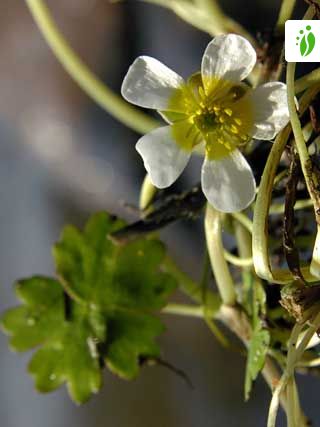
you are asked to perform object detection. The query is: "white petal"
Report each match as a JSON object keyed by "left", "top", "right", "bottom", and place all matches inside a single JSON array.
[
  {"left": 201, "top": 34, "right": 256, "bottom": 84},
  {"left": 201, "top": 150, "right": 256, "bottom": 213},
  {"left": 136, "top": 126, "right": 191, "bottom": 188},
  {"left": 250, "top": 82, "right": 289, "bottom": 140},
  {"left": 121, "top": 56, "right": 184, "bottom": 110}
]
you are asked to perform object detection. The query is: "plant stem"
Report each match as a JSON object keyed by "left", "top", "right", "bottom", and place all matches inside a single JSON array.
[
  {"left": 294, "top": 310, "right": 320, "bottom": 362},
  {"left": 276, "top": 0, "right": 296, "bottom": 30},
  {"left": 164, "top": 295, "right": 291, "bottom": 421},
  {"left": 25, "top": 0, "right": 159, "bottom": 135},
  {"left": 141, "top": 0, "right": 255, "bottom": 46},
  {"left": 162, "top": 255, "right": 221, "bottom": 310},
  {"left": 287, "top": 62, "right": 320, "bottom": 279},
  {"left": 269, "top": 198, "right": 313, "bottom": 215},
  {"left": 252, "top": 125, "right": 291, "bottom": 282},
  {"left": 286, "top": 377, "right": 297, "bottom": 427},
  {"left": 231, "top": 211, "right": 253, "bottom": 234},
  {"left": 205, "top": 205, "right": 236, "bottom": 306},
  {"left": 267, "top": 372, "right": 288, "bottom": 427},
  {"left": 287, "top": 62, "right": 320, "bottom": 213},
  {"left": 252, "top": 84, "right": 320, "bottom": 284},
  {"left": 224, "top": 250, "right": 253, "bottom": 267},
  {"left": 295, "top": 68, "right": 320, "bottom": 93},
  {"left": 139, "top": 174, "right": 157, "bottom": 210},
  {"left": 162, "top": 303, "right": 206, "bottom": 318}
]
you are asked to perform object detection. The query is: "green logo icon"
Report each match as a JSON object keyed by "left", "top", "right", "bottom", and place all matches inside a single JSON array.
[{"left": 296, "top": 25, "right": 315, "bottom": 57}]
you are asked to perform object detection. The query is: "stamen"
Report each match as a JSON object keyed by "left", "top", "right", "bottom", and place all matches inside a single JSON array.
[
  {"left": 240, "top": 134, "right": 249, "bottom": 141},
  {"left": 198, "top": 87, "right": 206, "bottom": 101},
  {"left": 230, "top": 125, "right": 239, "bottom": 134},
  {"left": 224, "top": 108, "right": 233, "bottom": 116}
]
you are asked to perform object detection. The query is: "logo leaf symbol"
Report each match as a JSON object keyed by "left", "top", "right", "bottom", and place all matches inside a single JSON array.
[{"left": 300, "top": 32, "right": 315, "bottom": 57}]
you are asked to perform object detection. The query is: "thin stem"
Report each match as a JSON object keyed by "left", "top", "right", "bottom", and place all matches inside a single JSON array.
[
  {"left": 298, "top": 356, "right": 320, "bottom": 367},
  {"left": 162, "top": 255, "right": 221, "bottom": 309},
  {"left": 295, "top": 311, "right": 320, "bottom": 362},
  {"left": 165, "top": 300, "right": 292, "bottom": 421},
  {"left": 231, "top": 211, "right": 253, "bottom": 234},
  {"left": 25, "top": 0, "right": 159, "bottom": 135},
  {"left": 252, "top": 124, "right": 291, "bottom": 282},
  {"left": 252, "top": 85, "right": 320, "bottom": 284},
  {"left": 162, "top": 303, "right": 206, "bottom": 318},
  {"left": 139, "top": 174, "right": 157, "bottom": 210},
  {"left": 287, "top": 62, "right": 320, "bottom": 213},
  {"left": 286, "top": 377, "right": 297, "bottom": 427},
  {"left": 267, "top": 373, "right": 287, "bottom": 427},
  {"left": 276, "top": 0, "right": 296, "bottom": 30},
  {"left": 203, "top": 315, "right": 230, "bottom": 348},
  {"left": 205, "top": 205, "right": 237, "bottom": 306},
  {"left": 141, "top": 0, "right": 256, "bottom": 46},
  {"left": 224, "top": 250, "right": 253, "bottom": 267},
  {"left": 287, "top": 63, "right": 320, "bottom": 277},
  {"left": 295, "top": 68, "right": 320, "bottom": 93},
  {"left": 269, "top": 198, "right": 313, "bottom": 215}
]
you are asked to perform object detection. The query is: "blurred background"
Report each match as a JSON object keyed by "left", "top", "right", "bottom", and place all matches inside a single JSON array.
[{"left": 0, "top": 1, "right": 318, "bottom": 426}]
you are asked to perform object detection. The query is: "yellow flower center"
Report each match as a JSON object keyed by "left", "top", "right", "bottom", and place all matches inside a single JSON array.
[{"left": 164, "top": 73, "right": 254, "bottom": 160}]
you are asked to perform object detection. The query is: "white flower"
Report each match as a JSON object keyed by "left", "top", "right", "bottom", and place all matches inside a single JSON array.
[{"left": 121, "top": 34, "right": 289, "bottom": 213}]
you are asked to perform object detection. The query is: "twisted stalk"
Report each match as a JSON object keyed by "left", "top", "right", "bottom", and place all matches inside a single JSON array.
[{"left": 252, "top": 84, "right": 320, "bottom": 284}]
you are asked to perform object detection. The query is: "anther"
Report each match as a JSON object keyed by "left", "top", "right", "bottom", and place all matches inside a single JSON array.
[{"left": 230, "top": 125, "right": 239, "bottom": 134}]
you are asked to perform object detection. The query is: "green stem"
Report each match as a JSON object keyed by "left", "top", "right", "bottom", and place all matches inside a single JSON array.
[
  {"left": 276, "top": 0, "right": 296, "bottom": 30},
  {"left": 205, "top": 205, "right": 236, "bottom": 306},
  {"left": 294, "top": 310, "right": 320, "bottom": 362},
  {"left": 252, "top": 125, "right": 291, "bottom": 282},
  {"left": 252, "top": 84, "right": 320, "bottom": 284},
  {"left": 269, "top": 198, "right": 313, "bottom": 215},
  {"left": 295, "top": 68, "right": 320, "bottom": 94},
  {"left": 287, "top": 63, "right": 320, "bottom": 279},
  {"left": 267, "top": 373, "right": 287, "bottom": 427},
  {"left": 224, "top": 250, "right": 253, "bottom": 267},
  {"left": 139, "top": 174, "right": 157, "bottom": 210},
  {"left": 162, "top": 255, "right": 221, "bottom": 310},
  {"left": 233, "top": 218, "right": 254, "bottom": 289},
  {"left": 25, "top": 0, "right": 159, "bottom": 134},
  {"left": 286, "top": 377, "right": 297, "bottom": 427},
  {"left": 287, "top": 62, "right": 320, "bottom": 212},
  {"left": 162, "top": 303, "right": 206, "bottom": 318},
  {"left": 231, "top": 211, "right": 253, "bottom": 234},
  {"left": 141, "top": 0, "right": 256, "bottom": 46}
]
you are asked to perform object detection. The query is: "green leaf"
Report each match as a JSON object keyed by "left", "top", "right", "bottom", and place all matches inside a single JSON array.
[
  {"left": 2, "top": 277, "right": 64, "bottom": 351},
  {"left": 1, "top": 213, "right": 177, "bottom": 403},
  {"left": 2, "top": 277, "right": 101, "bottom": 403},
  {"left": 244, "top": 327, "right": 270, "bottom": 401},
  {"left": 242, "top": 273, "right": 266, "bottom": 329},
  {"left": 105, "top": 312, "right": 164, "bottom": 379},
  {"left": 53, "top": 212, "right": 175, "bottom": 310},
  {"left": 242, "top": 273, "right": 269, "bottom": 400}
]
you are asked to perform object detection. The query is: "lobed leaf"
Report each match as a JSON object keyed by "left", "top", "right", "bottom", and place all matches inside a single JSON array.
[
  {"left": 244, "top": 327, "right": 270, "bottom": 401},
  {"left": 1, "top": 213, "right": 177, "bottom": 403}
]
